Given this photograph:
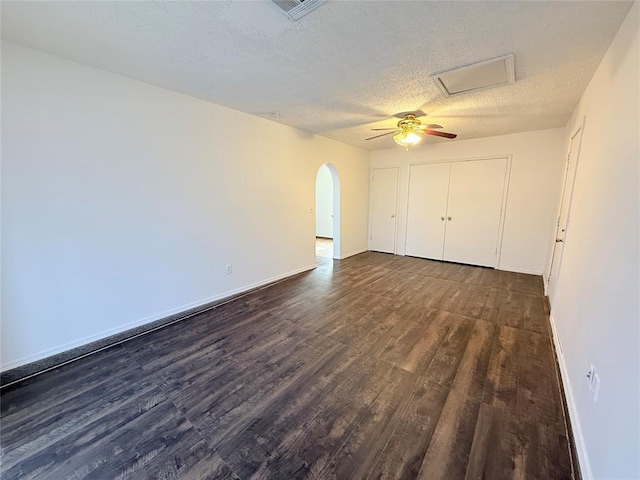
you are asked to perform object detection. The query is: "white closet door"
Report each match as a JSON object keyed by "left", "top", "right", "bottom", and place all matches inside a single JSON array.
[
  {"left": 370, "top": 168, "right": 398, "bottom": 253},
  {"left": 405, "top": 162, "right": 451, "bottom": 259},
  {"left": 443, "top": 158, "right": 507, "bottom": 267}
]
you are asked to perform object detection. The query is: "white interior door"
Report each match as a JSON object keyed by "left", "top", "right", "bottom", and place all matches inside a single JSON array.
[
  {"left": 370, "top": 167, "right": 398, "bottom": 253},
  {"left": 548, "top": 126, "right": 583, "bottom": 303},
  {"left": 405, "top": 162, "right": 451, "bottom": 259},
  {"left": 443, "top": 158, "right": 507, "bottom": 267}
]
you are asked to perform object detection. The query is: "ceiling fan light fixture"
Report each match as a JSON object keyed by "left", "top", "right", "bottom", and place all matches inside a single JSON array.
[
  {"left": 393, "top": 130, "right": 422, "bottom": 150},
  {"left": 365, "top": 112, "right": 456, "bottom": 146}
]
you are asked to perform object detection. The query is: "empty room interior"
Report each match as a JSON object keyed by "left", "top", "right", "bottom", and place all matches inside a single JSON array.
[{"left": 1, "top": 1, "right": 638, "bottom": 479}]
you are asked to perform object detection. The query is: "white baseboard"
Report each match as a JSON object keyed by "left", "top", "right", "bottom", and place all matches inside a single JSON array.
[
  {"left": 0, "top": 264, "right": 316, "bottom": 372},
  {"left": 497, "top": 265, "right": 543, "bottom": 275},
  {"left": 338, "top": 248, "right": 368, "bottom": 260},
  {"left": 549, "top": 314, "right": 592, "bottom": 480},
  {"left": 542, "top": 273, "right": 549, "bottom": 296}
]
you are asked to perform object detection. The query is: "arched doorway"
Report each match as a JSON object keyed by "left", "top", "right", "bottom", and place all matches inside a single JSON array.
[{"left": 315, "top": 163, "right": 340, "bottom": 259}]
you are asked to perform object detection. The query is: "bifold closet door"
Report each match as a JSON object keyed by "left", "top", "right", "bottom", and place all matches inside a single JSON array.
[
  {"left": 405, "top": 162, "right": 451, "bottom": 259},
  {"left": 443, "top": 158, "right": 507, "bottom": 267}
]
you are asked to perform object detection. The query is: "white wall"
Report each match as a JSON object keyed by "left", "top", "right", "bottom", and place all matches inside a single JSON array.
[
  {"left": 0, "top": 42, "right": 370, "bottom": 371},
  {"left": 548, "top": 4, "right": 639, "bottom": 479},
  {"left": 315, "top": 164, "right": 333, "bottom": 238},
  {"left": 370, "top": 129, "right": 566, "bottom": 275}
]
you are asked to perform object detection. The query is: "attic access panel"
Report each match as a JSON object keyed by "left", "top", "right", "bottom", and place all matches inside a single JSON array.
[{"left": 431, "top": 54, "right": 515, "bottom": 97}]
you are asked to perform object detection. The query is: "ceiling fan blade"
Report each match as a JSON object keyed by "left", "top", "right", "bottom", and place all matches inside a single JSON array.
[
  {"left": 416, "top": 124, "right": 443, "bottom": 130},
  {"left": 393, "top": 110, "right": 426, "bottom": 119},
  {"left": 424, "top": 129, "right": 457, "bottom": 139},
  {"left": 366, "top": 131, "right": 396, "bottom": 140},
  {"left": 370, "top": 128, "right": 398, "bottom": 131}
]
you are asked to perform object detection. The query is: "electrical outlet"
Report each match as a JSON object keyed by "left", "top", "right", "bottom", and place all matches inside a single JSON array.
[
  {"left": 226, "top": 264, "right": 233, "bottom": 274},
  {"left": 587, "top": 365, "right": 595, "bottom": 386},
  {"left": 586, "top": 364, "right": 600, "bottom": 401}
]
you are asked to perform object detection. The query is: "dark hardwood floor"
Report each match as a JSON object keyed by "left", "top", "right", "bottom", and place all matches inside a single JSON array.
[{"left": 0, "top": 252, "right": 574, "bottom": 479}]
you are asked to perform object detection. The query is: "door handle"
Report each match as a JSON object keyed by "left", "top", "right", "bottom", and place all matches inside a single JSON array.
[
  {"left": 447, "top": 216, "right": 452, "bottom": 221},
  {"left": 391, "top": 214, "right": 395, "bottom": 218},
  {"left": 555, "top": 238, "right": 563, "bottom": 242},
  {"left": 441, "top": 217, "right": 445, "bottom": 221}
]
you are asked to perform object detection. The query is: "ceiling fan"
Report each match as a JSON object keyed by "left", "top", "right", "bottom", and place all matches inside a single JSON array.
[{"left": 366, "top": 111, "right": 457, "bottom": 150}]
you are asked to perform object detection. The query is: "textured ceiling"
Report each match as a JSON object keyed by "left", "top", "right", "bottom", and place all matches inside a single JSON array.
[{"left": 1, "top": 1, "right": 633, "bottom": 150}]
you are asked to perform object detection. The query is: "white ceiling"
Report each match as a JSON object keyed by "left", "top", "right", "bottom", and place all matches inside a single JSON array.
[{"left": 1, "top": 1, "right": 633, "bottom": 150}]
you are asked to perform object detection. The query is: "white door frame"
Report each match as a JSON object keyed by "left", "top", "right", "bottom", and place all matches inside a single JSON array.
[
  {"left": 315, "top": 163, "right": 341, "bottom": 259},
  {"left": 548, "top": 120, "right": 585, "bottom": 305}
]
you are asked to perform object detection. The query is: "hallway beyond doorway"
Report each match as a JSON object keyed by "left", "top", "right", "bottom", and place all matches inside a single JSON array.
[{"left": 316, "top": 237, "right": 333, "bottom": 258}]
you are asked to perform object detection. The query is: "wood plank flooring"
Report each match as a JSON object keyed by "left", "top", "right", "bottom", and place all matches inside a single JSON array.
[{"left": 0, "top": 252, "right": 574, "bottom": 479}]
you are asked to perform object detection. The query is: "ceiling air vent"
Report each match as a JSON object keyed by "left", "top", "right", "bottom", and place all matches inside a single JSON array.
[
  {"left": 271, "top": 0, "right": 327, "bottom": 20},
  {"left": 431, "top": 54, "right": 515, "bottom": 97}
]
